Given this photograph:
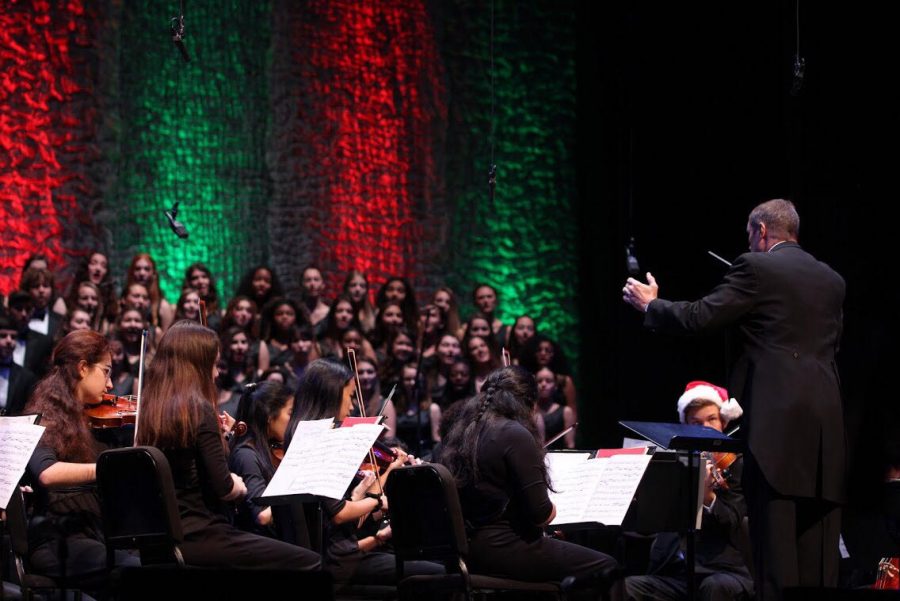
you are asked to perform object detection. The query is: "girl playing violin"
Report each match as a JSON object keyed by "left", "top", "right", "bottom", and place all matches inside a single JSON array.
[
  {"left": 135, "top": 320, "right": 321, "bottom": 571},
  {"left": 23, "top": 330, "right": 140, "bottom": 589},
  {"left": 283, "top": 358, "right": 444, "bottom": 588},
  {"left": 227, "top": 381, "right": 294, "bottom": 538}
]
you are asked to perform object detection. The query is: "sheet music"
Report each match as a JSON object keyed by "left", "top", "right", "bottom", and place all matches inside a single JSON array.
[
  {"left": 0, "top": 414, "right": 40, "bottom": 425},
  {"left": 262, "top": 421, "right": 383, "bottom": 500},
  {"left": 0, "top": 419, "right": 45, "bottom": 510},
  {"left": 547, "top": 451, "right": 651, "bottom": 526},
  {"left": 585, "top": 454, "right": 653, "bottom": 526}
]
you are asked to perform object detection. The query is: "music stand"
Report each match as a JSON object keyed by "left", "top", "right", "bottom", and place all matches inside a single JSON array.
[{"left": 619, "top": 421, "right": 744, "bottom": 601}]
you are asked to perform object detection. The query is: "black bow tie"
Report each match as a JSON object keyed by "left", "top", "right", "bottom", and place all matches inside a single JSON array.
[{"left": 31, "top": 308, "right": 47, "bottom": 320}]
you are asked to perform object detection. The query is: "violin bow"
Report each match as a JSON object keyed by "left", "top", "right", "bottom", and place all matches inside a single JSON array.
[
  {"left": 543, "top": 422, "right": 578, "bottom": 449},
  {"left": 346, "top": 348, "right": 366, "bottom": 418},
  {"left": 375, "top": 384, "right": 397, "bottom": 422},
  {"left": 347, "top": 347, "right": 388, "bottom": 527},
  {"left": 132, "top": 328, "right": 148, "bottom": 446}
]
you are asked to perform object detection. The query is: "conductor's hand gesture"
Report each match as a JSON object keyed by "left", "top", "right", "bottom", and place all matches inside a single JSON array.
[{"left": 623, "top": 272, "right": 658, "bottom": 313}]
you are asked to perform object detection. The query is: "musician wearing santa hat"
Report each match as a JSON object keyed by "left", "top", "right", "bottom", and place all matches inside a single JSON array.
[{"left": 626, "top": 381, "right": 754, "bottom": 601}]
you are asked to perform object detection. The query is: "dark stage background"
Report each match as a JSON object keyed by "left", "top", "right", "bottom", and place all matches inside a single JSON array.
[{"left": 576, "top": 1, "right": 897, "bottom": 568}]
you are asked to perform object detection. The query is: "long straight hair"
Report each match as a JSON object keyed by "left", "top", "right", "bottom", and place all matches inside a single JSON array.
[
  {"left": 283, "top": 358, "right": 352, "bottom": 450},
  {"left": 124, "top": 253, "right": 164, "bottom": 327},
  {"left": 24, "top": 330, "right": 111, "bottom": 462},
  {"left": 136, "top": 320, "right": 220, "bottom": 448}
]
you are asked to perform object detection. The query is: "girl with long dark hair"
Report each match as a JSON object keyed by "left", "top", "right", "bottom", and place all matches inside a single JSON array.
[
  {"left": 228, "top": 381, "right": 294, "bottom": 537},
  {"left": 23, "top": 330, "right": 139, "bottom": 584},
  {"left": 439, "top": 366, "right": 617, "bottom": 587},
  {"left": 284, "top": 358, "right": 443, "bottom": 588},
  {"left": 135, "top": 320, "right": 320, "bottom": 570}
]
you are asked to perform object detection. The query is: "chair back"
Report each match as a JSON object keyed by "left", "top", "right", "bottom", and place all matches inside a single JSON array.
[
  {"left": 385, "top": 463, "right": 468, "bottom": 565},
  {"left": 96, "top": 446, "right": 184, "bottom": 566}
]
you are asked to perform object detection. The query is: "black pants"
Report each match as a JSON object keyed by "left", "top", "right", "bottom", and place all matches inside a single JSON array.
[
  {"left": 468, "top": 523, "right": 619, "bottom": 582},
  {"left": 180, "top": 524, "right": 322, "bottom": 571},
  {"left": 29, "top": 533, "right": 140, "bottom": 589},
  {"left": 743, "top": 457, "right": 841, "bottom": 601},
  {"left": 625, "top": 572, "right": 751, "bottom": 601},
  {"left": 336, "top": 551, "right": 445, "bottom": 587}
]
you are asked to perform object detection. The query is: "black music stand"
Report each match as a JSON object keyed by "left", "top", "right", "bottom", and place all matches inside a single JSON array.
[{"left": 619, "top": 421, "right": 744, "bottom": 601}]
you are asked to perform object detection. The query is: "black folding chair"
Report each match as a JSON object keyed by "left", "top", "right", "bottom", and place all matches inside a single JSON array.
[
  {"left": 95, "top": 446, "right": 185, "bottom": 568},
  {"left": 385, "top": 463, "right": 562, "bottom": 600}
]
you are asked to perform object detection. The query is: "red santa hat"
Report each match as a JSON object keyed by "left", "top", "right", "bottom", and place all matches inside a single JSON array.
[{"left": 676, "top": 380, "right": 743, "bottom": 424}]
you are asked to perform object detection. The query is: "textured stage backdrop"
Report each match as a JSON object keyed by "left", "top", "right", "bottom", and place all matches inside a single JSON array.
[{"left": 0, "top": 0, "right": 580, "bottom": 364}]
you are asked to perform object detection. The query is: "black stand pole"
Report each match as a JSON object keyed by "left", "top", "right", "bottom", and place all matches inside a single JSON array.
[{"left": 685, "top": 450, "right": 700, "bottom": 601}]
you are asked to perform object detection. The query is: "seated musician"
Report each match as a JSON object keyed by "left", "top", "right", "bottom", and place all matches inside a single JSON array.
[
  {"left": 227, "top": 380, "right": 294, "bottom": 538},
  {"left": 283, "top": 358, "right": 444, "bottom": 588},
  {"left": 22, "top": 330, "right": 140, "bottom": 591},
  {"left": 136, "top": 320, "right": 321, "bottom": 571},
  {"left": 439, "top": 365, "right": 621, "bottom": 595},
  {"left": 625, "top": 381, "right": 753, "bottom": 601}
]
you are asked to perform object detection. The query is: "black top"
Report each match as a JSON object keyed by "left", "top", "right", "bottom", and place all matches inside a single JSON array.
[
  {"left": 457, "top": 418, "right": 552, "bottom": 540},
  {"left": 542, "top": 405, "right": 565, "bottom": 450},
  {"left": 26, "top": 444, "right": 105, "bottom": 549},
  {"left": 396, "top": 406, "right": 431, "bottom": 453},
  {"left": 646, "top": 456, "right": 753, "bottom": 591},
  {"left": 646, "top": 242, "right": 846, "bottom": 500},
  {"left": 161, "top": 407, "right": 234, "bottom": 536},
  {"left": 228, "top": 443, "right": 275, "bottom": 537}
]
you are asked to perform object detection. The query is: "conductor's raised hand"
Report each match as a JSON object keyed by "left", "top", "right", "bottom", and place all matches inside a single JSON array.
[{"left": 622, "top": 272, "right": 658, "bottom": 313}]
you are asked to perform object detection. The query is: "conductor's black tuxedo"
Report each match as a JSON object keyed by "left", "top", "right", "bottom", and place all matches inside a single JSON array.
[{"left": 644, "top": 242, "right": 845, "bottom": 599}]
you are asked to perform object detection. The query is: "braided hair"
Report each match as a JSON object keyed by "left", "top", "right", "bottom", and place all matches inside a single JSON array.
[{"left": 439, "top": 365, "right": 550, "bottom": 488}]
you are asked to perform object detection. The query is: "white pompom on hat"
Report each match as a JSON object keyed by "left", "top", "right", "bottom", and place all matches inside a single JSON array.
[{"left": 676, "top": 380, "right": 743, "bottom": 424}]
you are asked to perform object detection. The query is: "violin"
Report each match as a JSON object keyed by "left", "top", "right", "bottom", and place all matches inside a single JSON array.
[
  {"left": 269, "top": 440, "right": 285, "bottom": 469},
  {"left": 357, "top": 440, "right": 399, "bottom": 478},
  {"left": 84, "top": 393, "right": 138, "bottom": 429},
  {"left": 874, "top": 557, "right": 900, "bottom": 590},
  {"left": 704, "top": 451, "right": 739, "bottom": 491}
]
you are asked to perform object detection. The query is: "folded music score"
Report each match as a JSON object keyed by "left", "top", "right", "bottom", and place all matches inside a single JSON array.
[{"left": 545, "top": 448, "right": 652, "bottom": 527}]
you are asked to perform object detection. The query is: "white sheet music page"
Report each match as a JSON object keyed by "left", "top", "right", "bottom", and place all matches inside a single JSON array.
[
  {"left": 262, "top": 420, "right": 383, "bottom": 500},
  {"left": 547, "top": 452, "right": 651, "bottom": 526},
  {"left": 585, "top": 454, "right": 653, "bottom": 525},
  {"left": 0, "top": 418, "right": 45, "bottom": 510}
]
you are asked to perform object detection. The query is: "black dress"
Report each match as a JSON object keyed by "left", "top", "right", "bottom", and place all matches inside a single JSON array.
[
  {"left": 458, "top": 418, "right": 617, "bottom": 582},
  {"left": 161, "top": 407, "right": 320, "bottom": 570},
  {"left": 542, "top": 405, "right": 566, "bottom": 450}
]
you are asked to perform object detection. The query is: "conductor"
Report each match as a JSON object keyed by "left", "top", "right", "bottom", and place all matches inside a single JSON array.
[{"left": 622, "top": 199, "right": 846, "bottom": 600}]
